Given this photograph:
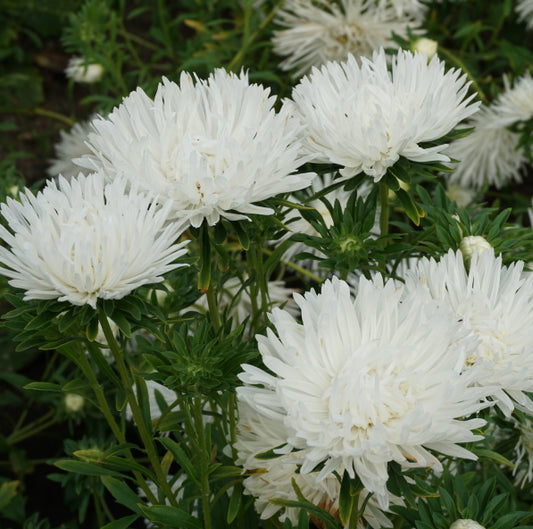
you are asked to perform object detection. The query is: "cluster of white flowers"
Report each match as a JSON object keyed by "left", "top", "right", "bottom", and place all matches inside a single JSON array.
[
  {"left": 272, "top": 0, "right": 423, "bottom": 78},
  {"left": 446, "top": 73, "right": 533, "bottom": 189}
]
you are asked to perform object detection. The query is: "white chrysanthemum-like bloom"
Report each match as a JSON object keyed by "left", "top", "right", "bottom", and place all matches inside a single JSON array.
[
  {"left": 48, "top": 119, "right": 95, "bottom": 179},
  {"left": 445, "top": 104, "right": 526, "bottom": 189},
  {"left": 65, "top": 57, "right": 104, "bottom": 83},
  {"left": 492, "top": 72, "right": 533, "bottom": 125},
  {"left": 235, "top": 402, "right": 394, "bottom": 527},
  {"left": 292, "top": 49, "right": 480, "bottom": 181},
  {"left": 194, "top": 276, "right": 298, "bottom": 329},
  {"left": 403, "top": 249, "right": 533, "bottom": 416},
  {"left": 449, "top": 520, "right": 486, "bottom": 529},
  {"left": 272, "top": 0, "right": 421, "bottom": 78},
  {"left": 512, "top": 416, "right": 533, "bottom": 487},
  {"left": 0, "top": 172, "right": 189, "bottom": 308},
  {"left": 77, "top": 69, "right": 314, "bottom": 228},
  {"left": 238, "top": 276, "right": 488, "bottom": 508},
  {"left": 516, "top": 0, "right": 533, "bottom": 28},
  {"left": 460, "top": 235, "right": 492, "bottom": 264}
]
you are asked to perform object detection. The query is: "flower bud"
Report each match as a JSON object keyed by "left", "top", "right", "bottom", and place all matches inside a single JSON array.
[
  {"left": 449, "top": 520, "right": 485, "bottom": 529},
  {"left": 412, "top": 37, "right": 438, "bottom": 59},
  {"left": 65, "top": 57, "right": 104, "bottom": 83},
  {"left": 460, "top": 235, "right": 491, "bottom": 265},
  {"left": 65, "top": 393, "right": 85, "bottom": 413}
]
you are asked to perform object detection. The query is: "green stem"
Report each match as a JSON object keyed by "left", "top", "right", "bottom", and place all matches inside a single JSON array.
[
  {"left": 193, "top": 396, "right": 212, "bottom": 529},
  {"left": 157, "top": 0, "right": 175, "bottom": 59},
  {"left": 206, "top": 282, "right": 221, "bottom": 333},
  {"left": 228, "top": 392, "right": 238, "bottom": 461},
  {"left": 438, "top": 47, "right": 487, "bottom": 103},
  {"left": 379, "top": 183, "right": 389, "bottom": 239},
  {"left": 228, "top": 0, "right": 284, "bottom": 71},
  {"left": 76, "top": 343, "right": 158, "bottom": 505},
  {"left": 254, "top": 244, "right": 269, "bottom": 323},
  {"left": 0, "top": 107, "right": 75, "bottom": 127},
  {"left": 260, "top": 248, "right": 323, "bottom": 284},
  {"left": 117, "top": 20, "right": 144, "bottom": 71},
  {"left": 93, "top": 485, "right": 105, "bottom": 527},
  {"left": 97, "top": 308, "right": 179, "bottom": 508},
  {"left": 7, "top": 412, "right": 59, "bottom": 445}
]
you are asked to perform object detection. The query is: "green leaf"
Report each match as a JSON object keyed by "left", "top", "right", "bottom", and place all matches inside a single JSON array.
[
  {"left": 232, "top": 220, "right": 250, "bottom": 250},
  {"left": 0, "top": 480, "right": 18, "bottom": 510},
  {"left": 103, "top": 456, "right": 156, "bottom": 482},
  {"left": 112, "top": 311, "right": 132, "bottom": 338},
  {"left": 157, "top": 438, "right": 200, "bottom": 487},
  {"left": 86, "top": 317, "right": 99, "bottom": 341},
  {"left": 474, "top": 449, "right": 514, "bottom": 468},
  {"left": 140, "top": 505, "right": 202, "bottom": 529},
  {"left": 23, "top": 381, "right": 62, "bottom": 392},
  {"left": 227, "top": 482, "right": 242, "bottom": 524},
  {"left": 101, "top": 515, "right": 139, "bottom": 529},
  {"left": 101, "top": 476, "right": 145, "bottom": 514},
  {"left": 25, "top": 311, "right": 55, "bottom": 331},
  {"left": 54, "top": 459, "right": 125, "bottom": 477},
  {"left": 338, "top": 471, "right": 355, "bottom": 526},
  {"left": 396, "top": 188, "right": 424, "bottom": 226},
  {"left": 134, "top": 374, "right": 152, "bottom": 436},
  {"left": 198, "top": 222, "right": 212, "bottom": 292}
]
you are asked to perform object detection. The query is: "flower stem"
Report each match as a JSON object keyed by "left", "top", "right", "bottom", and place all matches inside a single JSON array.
[
  {"left": 75, "top": 343, "right": 158, "bottom": 505},
  {"left": 228, "top": 0, "right": 284, "bottom": 71},
  {"left": 261, "top": 247, "right": 323, "bottom": 283},
  {"left": 193, "top": 395, "right": 212, "bottom": 529},
  {"left": 96, "top": 307, "right": 178, "bottom": 507},
  {"left": 379, "top": 183, "right": 389, "bottom": 240}
]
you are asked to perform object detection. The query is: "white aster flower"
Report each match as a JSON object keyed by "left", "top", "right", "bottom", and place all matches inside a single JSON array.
[
  {"left": 238, "top": 276, "right": 487, "bottom": 508},
  {"left": 48, "top": 119, "right": 95, "bottom": 179},
  {"left": 492, "top": 72, "right": 533, "bottom": 125},
  {"left": 272, "top": 0, "right": 421, "bottom": 78},
  {"left": 77, "top": 69, "right": 314, "bottom": 228},
  {"left": 446, "top": 74, "right": 533, "bottom": 189},
  {"left": 516, "top": 0, "right": 533, "bottom": 29},
  {"left": 65, "top": 57, "right": 104, "bottom": 83},
  {"left": 403, "top": 249, "right": 533, "bottom": 416},
  {"left": 0, "top": 172, "right": 189, "bottom": 308},
  {"left": 292, "top": 48, "right": 480, "bottom": 181},
  {"left": 445, "top": 104, "right": 526, "bottom": 189},
  {"left": 235, "top": 401, "right": 394, "bottom": 527}
]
